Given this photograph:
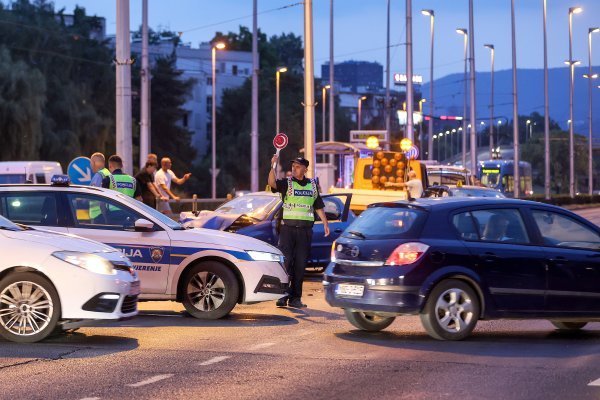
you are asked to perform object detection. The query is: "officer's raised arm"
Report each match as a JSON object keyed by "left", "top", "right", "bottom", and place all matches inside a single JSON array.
[{"left": 268, "top": 154, "right": 278, "bottom": 189}]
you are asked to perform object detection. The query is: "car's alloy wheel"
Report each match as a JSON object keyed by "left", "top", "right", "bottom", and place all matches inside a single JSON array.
[
  {"left": 344, "top": 309, "right": 395, "bottom": 332},
  {"left": 182, "top": 261, "right": 239, "bottom": 319},
  {"left": 0, "top": 272, "right": 61, "bottom": 343},
  {"left": 420, "top": 279, "right": 480, "bottom": 341},
  {"left": 550, "top": 321, "right": 588, "bottom": 331}
]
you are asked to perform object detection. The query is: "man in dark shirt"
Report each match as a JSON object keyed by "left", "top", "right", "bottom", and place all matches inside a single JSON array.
[
  {"left": 135, "top": 161, "right": 167, "bottom": 208},
  {"left": 268, "top": 155, "right": 329, "bottom": 308}
]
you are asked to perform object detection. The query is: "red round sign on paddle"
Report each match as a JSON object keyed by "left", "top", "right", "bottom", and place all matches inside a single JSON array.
[{"left": 272, "top": 133, "right": 288, "bottom": 169}]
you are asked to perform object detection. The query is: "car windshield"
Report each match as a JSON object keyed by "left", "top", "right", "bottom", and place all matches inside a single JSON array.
[
  {"left": 451, "top": 188, "right": 505, "bottom": 198},
  {"left": 115, "top": 193, "right": 185, "bottom": 230},
  {"left": 215, "top": 195, "right": 280, "bottom": 221},
  {"left": 0, "top": 214, "right": 24, "bottom": 231},
  {"left": 342, "top": 206, "right": 427, "bottom": 240}
]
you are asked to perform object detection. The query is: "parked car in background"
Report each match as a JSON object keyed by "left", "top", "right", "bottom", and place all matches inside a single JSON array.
[
  {"left": 325, "top": 197, "right": 600, "bottom": 340},
  {"left": 0, "top": 214, "right": 139, "bottom": 343},
  {"left": 424, "top": 184, "right": 505, "bottom": 198},
  {"left": 0, "top": 178, "right": 288, "bottom": 320},
  {"left": 181, "top": 191, "right": 354, "bottom": 268},
  {"left": 0, "top": 161, "right": 62, "bottom": 184}
]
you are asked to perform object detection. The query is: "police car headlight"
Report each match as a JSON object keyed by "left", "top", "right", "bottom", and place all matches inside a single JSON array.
[
  {"left": 246, "top": 250, "right": 284, "bottom": 263},
  {"left": 52, "top": 251, "right": 116, "bottom": 275}
]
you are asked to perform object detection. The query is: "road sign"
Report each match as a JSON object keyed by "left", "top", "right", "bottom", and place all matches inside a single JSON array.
[
  {"left": 405, "top": 145, "right": 420, "bottom": 160},
  {"left": 67, "top": 157, "right": 92, "bottom": 185}
]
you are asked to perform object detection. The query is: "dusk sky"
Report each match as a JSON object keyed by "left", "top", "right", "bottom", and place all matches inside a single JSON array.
[{"left": 51, "top": 0, "right": 600, "bottom": 82}]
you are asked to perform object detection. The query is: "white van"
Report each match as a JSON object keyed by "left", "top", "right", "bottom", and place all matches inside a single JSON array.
[{"left": 0, "top": 161, "right": 63, "bottom": 184}]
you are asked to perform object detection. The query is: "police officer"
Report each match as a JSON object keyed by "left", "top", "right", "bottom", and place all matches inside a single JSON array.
[
  {"left": 90, "top": 152, "right": 110, "bottom": 188},
  {"left": 102, "top": 155, "right": 142, "bottom": 200},
  {"left": 269, "top": 155, "right": 329, "bottom": 308}
]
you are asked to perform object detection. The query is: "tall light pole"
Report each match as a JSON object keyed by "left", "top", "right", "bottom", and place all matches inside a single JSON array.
[
  {"left": 304, "top": 0, "right": 316, "bottom": 178},
  {"left": 275, "top": 67, "right": 287, "bottom": 135},
  {"left": 484, "top": 44, "right": 495, "bottom": 160},
  {"left": 357, "top": 96, "right": 367, "bottom": 130},
  {"left": 322, "top": 85, "right": 330, "bottom": 141},
  {"left": 422, "top": 9, "right": 435, "bottom": 161},
  {"left": 543, "top": 0, "right": 550, "bottom": 199},
  {"left": 584, "top": 27, "right": 599, "bottom": 195},
  {"left": 568, "top": 6, "right": 583, "bottom": 198},
  {"left": 405, "top": 0, "right": 414, "bottom": 142},
  {"left": 511, "top": 0, "right": 520, "bottom": 198},
  {"left": 139, "top": 0, "right": 150, "bottom": 169},
  {"left": 385, "top": 0, "right": 391, "bottom": 150},
  {"left": 211, "top": 42, "right": 226, "bottom": 199},
  {"left": 115, "top": 0, "right": 133, "bottom": 174},
  {"left": 329, "top": 0, "right": 335, "bottom": 161},
  {"left": 457, "top": 28, "right": 468, "bottom": 167},
  {"left": 468, "top": 0, "right": 477, "bottom": 172},
  {"left": 250, "top": 0, "right": 259, "bottom": 192}
]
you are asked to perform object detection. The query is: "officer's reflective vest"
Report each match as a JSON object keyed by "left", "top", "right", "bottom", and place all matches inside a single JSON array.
[
  {"left": 282, "top": 177, "right": 318, "bottom": 221},
  {"left": 89, "top": 168, "right": 113, "bottom": 219},
  {"left": 109, "top": 174, "right": 137, "bottom": 197}
]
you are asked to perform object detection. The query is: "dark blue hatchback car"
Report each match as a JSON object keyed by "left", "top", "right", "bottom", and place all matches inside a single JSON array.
[{"left": 324, "top": 197, "right": 600, "bottom": 340}]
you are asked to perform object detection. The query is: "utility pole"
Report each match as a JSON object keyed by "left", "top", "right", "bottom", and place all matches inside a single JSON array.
[
  {"left": 468, "top": 0, "right": 477, "bottom": 172},
  {"left": 511, "top": 0, "right": 520, "bottom": 198},
  {"left": 304, "top": 0, "right": 316, "bottom": 178},
  {"left": 543, "top": 0, "right": 550, "bottom": 199},
  {"left": 115, "top": 0, "right": 133, "bottom": 174},
  {"left": 405, "top": 0, "right": 414, "bottom": 142},
  {"left": 385, "top": 0, "right": 391, "bottom": 151},
  {"left": 250, "top": 0, "right": 259, "bottom": 192},
  {"left": 329, "top": 0, "right": 335, "bottom": 164},
  {"left": 139, "top": 0, "right": 150, "bottom": 169}
]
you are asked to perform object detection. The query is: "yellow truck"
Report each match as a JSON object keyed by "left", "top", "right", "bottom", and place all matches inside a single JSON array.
[{"left": 322, "top": 143, "right": 427, "bottom": 213}]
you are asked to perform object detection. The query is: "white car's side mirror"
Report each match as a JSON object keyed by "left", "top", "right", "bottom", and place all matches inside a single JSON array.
[{"left": 134, "top": 218, "right": 154, "bottom": 232}]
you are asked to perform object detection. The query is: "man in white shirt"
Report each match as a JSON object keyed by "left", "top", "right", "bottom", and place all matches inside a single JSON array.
[
  {"left": 385, "top": 170, "right": 423, "bottom": 199},
  {"left": 155, "top": 157, "right": 191, "bottom": 214}
]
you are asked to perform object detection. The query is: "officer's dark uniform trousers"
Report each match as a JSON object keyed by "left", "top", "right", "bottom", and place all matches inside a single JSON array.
[{"left": 278, "top": 222, "right": 312, "bottom": 300}]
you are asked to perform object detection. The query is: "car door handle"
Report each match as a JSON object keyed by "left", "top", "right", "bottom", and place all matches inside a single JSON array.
[
  {"left": 334, "top": 228, "right": 343, "bottom": 233},
  {"left": 481, "top": 252, "right": 499, "bottom": 263},
  {"left": 548, "top": 256, "right": 567, "bottom": 266}
]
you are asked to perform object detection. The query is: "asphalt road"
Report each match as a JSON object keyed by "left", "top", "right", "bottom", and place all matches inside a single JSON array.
[{"left": 1, "top": 274, "right": 599, "bottom": 400}]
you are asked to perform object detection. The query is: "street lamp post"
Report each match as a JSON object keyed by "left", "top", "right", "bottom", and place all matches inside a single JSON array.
[
  {"left": 456, "top": 28, "right": 468, "bottom": 167},
  {"left": 211, "top": 42, "right": 226, "bottom": 199},
  {"left": 275, "top": 67, "right": 287, "bottom": 135},
  {"left": 322, "top": 85, "right": 330, "bottom": 141},
  {"left": 526, "top": 120, "right": 531, "bottom": 143},
  {"left": 511, "top": 0, "right": 520, "bottom": 198},
  {"left": 468, "top": 0, "right": 478, "bottom": 172},
  {"left": 584, "top": 27, "right": 599, "bottom": 195},
  {"left": 568, "top": 6, "right": 583, "bottom": 198},
  {"left": 543, "top": 0, "right": 551, "bottom": 199},
  {"left": 357, "top": 96, "right": 367, "bottom": 130},
  {"left": 422, "top": 9, "right": 435, "bottom": 161},
  {"left": 484, "top": 44, "right": 495, "bottom": 159}
]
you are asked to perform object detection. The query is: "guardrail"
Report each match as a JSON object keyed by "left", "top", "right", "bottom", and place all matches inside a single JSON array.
[{"left": 155, "top": 195, "right": 228, "bottom": 220}]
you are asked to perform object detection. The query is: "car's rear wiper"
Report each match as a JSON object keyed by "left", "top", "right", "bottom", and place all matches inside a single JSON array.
[{"left": 347, "top": 230, "right": 366, "bottom": 239}]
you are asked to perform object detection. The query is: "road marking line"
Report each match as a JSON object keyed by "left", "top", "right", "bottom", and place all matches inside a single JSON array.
[
  {"left": 127, "top": 374, "right": 174, "bottom": 388},
  {"left": 249, "top": 342, "right": 276, "bottom": 350},
  {"left": 199, "top": 356, "right": 230, "bottom": 366},
  {"left": 80, "top": 398, "right": 100, "bottom": 400},
  {"left": 589, "top": 378, "right": 600, "bottom": 386}
]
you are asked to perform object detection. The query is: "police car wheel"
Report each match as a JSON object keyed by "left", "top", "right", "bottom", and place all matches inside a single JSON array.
[
  {"left": 182, "top": 261, "right": 239, "bottom": 319},
  {"left": 0, "top": 272, "right": 61, "bottom": 343}
]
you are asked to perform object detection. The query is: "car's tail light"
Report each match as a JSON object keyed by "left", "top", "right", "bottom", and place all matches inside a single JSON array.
[
  {"left": 330, "top": 241, "right": 337, "bottom": 262},
  {"left": 385, "top": 242, "right": 429, "bottom": 266}
]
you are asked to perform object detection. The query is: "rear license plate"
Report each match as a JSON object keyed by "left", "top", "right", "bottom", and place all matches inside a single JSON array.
[
  {"left": 335, "top": 284, "right": 364, "bottom": 297},
  {"left": 129, "top": 280, "right": 141, "bottom": 296}
]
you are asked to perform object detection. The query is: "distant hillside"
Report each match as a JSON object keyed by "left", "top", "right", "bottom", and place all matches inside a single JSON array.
[{"left": 421, "top": 66, "right": 600, "bottom": 139}]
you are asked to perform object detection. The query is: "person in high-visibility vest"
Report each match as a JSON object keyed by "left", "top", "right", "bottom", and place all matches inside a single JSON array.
[
  {"left": 268, "top": 155, "right": 330, "bottom": 308},
  {"left": 90, "top": 152, "right": 110, "bottom": 188},
  {"left": 101, "top": 155, "right": 142, "bottom": 201}
]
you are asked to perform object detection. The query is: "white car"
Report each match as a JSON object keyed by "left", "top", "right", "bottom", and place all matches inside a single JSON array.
[
  {"left": 0, "top": 178, "right": 289, "bottom": 320},
  {"left": 0, "top": 214, "right": 139, "bottom": 343}
]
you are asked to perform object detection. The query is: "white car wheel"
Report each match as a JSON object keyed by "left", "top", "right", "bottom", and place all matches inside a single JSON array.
[{"left": 0, "top": 272, "right": 61, "bottom": 343}]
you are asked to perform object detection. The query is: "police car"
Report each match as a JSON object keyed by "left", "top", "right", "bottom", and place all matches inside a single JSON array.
[
  {"left": 0, "top": 176, "right": 288, "bottom": 320},
  {"left": 0, "top": 213, "right": 139, "bottom": 343}
]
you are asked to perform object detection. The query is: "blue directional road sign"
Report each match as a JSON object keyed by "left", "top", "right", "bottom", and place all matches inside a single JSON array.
[
  {"left": 67, "top": 157, "right": 92, "bottom": 185},
  {"left": 405, "top": 145, "right": 420, "bottom": 160}
]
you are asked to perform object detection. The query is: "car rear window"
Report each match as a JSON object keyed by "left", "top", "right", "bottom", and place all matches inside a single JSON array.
[{"left": 342, "top": 206, "right": 427, "bottom": 240}]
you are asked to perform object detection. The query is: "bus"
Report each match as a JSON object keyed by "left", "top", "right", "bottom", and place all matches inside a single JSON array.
[{"left": 477, "top": 160, "right": 533, "bottom": 197}]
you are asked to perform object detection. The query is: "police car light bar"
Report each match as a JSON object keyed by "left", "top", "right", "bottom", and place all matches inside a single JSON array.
[{"left": 51, "top": 175, "right": 71, "bottom": 186}]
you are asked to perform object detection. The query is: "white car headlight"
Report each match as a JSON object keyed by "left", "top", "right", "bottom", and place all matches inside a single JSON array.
[
  {"left": 246, "top": 250, "right": 284, "bottom": 263},
  {"left": 52, "top": 251, "right": 116, "bottom": 275}
]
